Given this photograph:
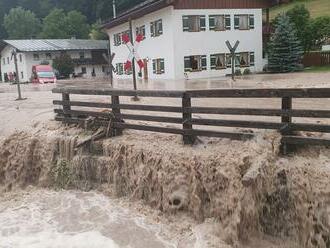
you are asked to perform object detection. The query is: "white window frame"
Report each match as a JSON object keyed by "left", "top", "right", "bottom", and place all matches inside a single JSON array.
[
  {"left": 33, "top": 53, "right": 39, "bottom": 61},
  {"left": 234, "top": 14, "right": 255, "bottom": 30},
  {"left": 209, "top": 15, "right": 231, "bottom": 31},
  {"left": 121, "top": 30, "right": 131, "bottom": 42},
  {"left": 184, "top": 55, "right": 207, "bottom": 72},
  {"left": 45, "top": 53, "right": 52, "bottom": 60},
  {"left": 150, "top": 19, "right": 163, "bottom": 37},
  {"left": 116, "top": 63, "right": 124, "bottom": 75},
  {"left": 210, "top": 53, "right": 227, "bottom": 70},
  {"left": 136, "top": 25, "right": 146, "bottom": 40},
  {"left": 79, "top": 52, "right": 85, "bottom": 59},
  {"left": 234, "top": 52, "right": 255, "bottom": 67},
  {"left": 152, "top": 58, "right": 165, "bottom": 74},
  {"left": 114, "top": 33, "right": 122, "bottom": 46},
  {"left": 183, "top": 15, "right": 206, "bottom": 32}
]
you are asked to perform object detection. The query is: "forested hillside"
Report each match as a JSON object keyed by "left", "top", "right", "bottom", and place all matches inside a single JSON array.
[
  {"left": 0, "top": 0, "right": 141, "bottom": 39},
  {"left": 270, "top": 0, "right": 330, "bottom": 19}
]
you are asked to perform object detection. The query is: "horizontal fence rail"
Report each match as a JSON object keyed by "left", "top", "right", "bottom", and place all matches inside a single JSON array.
[{"left": 52, "top": 87, "right": 330, "bottom": 151}]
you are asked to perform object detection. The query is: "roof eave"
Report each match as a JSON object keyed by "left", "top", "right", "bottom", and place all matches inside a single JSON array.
[{"left": 102, "top": 0, "right": 174, "bottom": 30}]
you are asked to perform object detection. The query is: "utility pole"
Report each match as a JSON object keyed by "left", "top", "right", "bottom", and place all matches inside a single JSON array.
[
  {"left": 225, "top": 40, "right": 240, "bottom": 81},
  {"left": 12, "top": 49, "right": 25, "bottom": 101},
  {"left": 129, "top": 17, "right": 139, "bottom": 101}
]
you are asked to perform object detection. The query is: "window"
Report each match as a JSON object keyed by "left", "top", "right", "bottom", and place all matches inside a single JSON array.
[
  {"left": 152, "top": 59, "right": 165, "bottom": 74},
  {"left": 125, "top": 63, "right": 132, "bottom": 75},
  {"left": 226, "top": 54, "right": 232, "bottom": 68},
  {"left": 21, "top": 71, "right": 23, "bottom": 79},
  {"left": 209, "top": 15, "right": 231, "bottom": 31},
  {"left": 114, "top": 33, "right": 122, "bottom": 46},
  {"left": 235, "top": 52, "right": 255, "bottom": 67},
  {"left": 121, "top": 30, "right": 131, "bottom": 42},
  {"left": 81, "top": 67, "right": 87, "bottom": 74},
  {"left": 19, "top": 54, "right": 22, "bottom": 62},
  {"left": 7, "top": 57, "right": 9, "bottom": 64},
  {"left": 33, "top": 54, "right": 39, "bottom": 61},
  {"left": 234, "top": 15, "right": 254, "bottom": 30},
  {"left": 210, "top": 54, "right": 226, "bottom": 70},
  {"left": 46, "top": 53, "right": 52, "bottom": 60},
  {"left": 183, "top": 15, "right": 206, "bottom": 32},
  {"left": 116, "top": 63, "right": 124, "bottom": 75},
  {"left": 79, "top": 52, "right": 85, "bottom": 59},
  {"left": 150, "top": 19, "right": 163, "bottom": 37},
  {"left": 184, "top": 55, "right": 207, "bottom": 72},
  {"left": 102, "top": 66, "right": 106, "bottom": 73},
  {"left": 249, "top": 52, "right": 255, "bottom": 66},
  {"left": 136, "top": 25, "right": 146, "bottom": 40},
  {"left": 2, "top": 58, "right": 5, "bottom": 65},
  {"left": 45, "top": 53, "right": 52, "bottom": 60}
]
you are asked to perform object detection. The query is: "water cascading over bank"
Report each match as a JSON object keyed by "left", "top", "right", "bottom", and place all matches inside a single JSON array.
[{"left": 0, "top": 124, "right": 329, "bottom": 248}]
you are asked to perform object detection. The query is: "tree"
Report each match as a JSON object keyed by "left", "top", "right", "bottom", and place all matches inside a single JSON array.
[
  {"left": 41, "top": 9, "right": 90, "bottom": 39},
  {"left": 3, "top": 7, "right": 41, "bottom": 39},
  {"left": 268, "top": 14, "right": 304, "bottom": 73},
  {"left": 90, "top": 22, "right": 108, "bottom": 40},
  {"left": 40, "top": 8, "right": 69, "bottom": 39},
  {"left": 52, "top": 53, "right": 74, "bottom": 78},
  {"left": 65, "top": 10, "right": 90, "bottom": 39},
  {"left": 285, "top": 4, "right": 312, "bottom": 52},
  {"left": 310, "top": 16, "right": 330, "bottom": 49},
  {"left": 0, "top": 0, "right": 142, "bottom": 39}
]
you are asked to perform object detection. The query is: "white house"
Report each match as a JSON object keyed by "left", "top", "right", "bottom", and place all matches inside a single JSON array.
[
  {"left": 0, "top": 39, "right": 110, "bottom": 83},
  {"left": 103, "top": 0, "right": 275, "bottom": 81}
]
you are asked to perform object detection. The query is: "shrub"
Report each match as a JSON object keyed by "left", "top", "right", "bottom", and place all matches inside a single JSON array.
[
  {"left": 235, "top": 69, "right": 242, "bottom": 76},
  {"left": 243, "top": 68, "right": 251, "bottom": 75},
  {"left": 52, "top": 53, "right": 74, "bottom": 78}
]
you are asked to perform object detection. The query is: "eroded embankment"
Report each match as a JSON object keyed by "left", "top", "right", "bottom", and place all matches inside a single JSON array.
[{"left": 0, "top": 123, "right": 329, "bottom": 247}]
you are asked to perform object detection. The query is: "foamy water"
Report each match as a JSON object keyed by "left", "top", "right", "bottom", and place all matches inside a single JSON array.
[{"left": 0, "top": 190, "right": 174, "bottom": 248}]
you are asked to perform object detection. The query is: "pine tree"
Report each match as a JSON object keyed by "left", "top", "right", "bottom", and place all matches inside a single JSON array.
[{"left": 268, "top": 14, "right": 304, "bottom": 73}]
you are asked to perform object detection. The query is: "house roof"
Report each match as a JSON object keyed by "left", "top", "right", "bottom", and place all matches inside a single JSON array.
[
  {"left": 102, "top": 0, "right": 172, "bottom": 30},
  {"left": 102, "top": 0, "right": 276, "bottom": 30},
  {"left": 0, "top": 39, "right": 109, "bottom": 53}
]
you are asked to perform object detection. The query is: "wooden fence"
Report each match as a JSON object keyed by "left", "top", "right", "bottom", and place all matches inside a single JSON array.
[
  {"left": 52, "top": 87, "right": 330, "bottom": 152},
  {"left": 303, "top": 51, "right": 330, "bottom": 67}
]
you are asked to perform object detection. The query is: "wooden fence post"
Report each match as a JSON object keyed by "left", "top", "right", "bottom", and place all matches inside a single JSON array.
[
  {"left": 281, "top": 97, "right": 292, "bottom": 128},
  {"left": 281, "top": 97, "right": 292, "bottom": 154},
  {"left": 182, "top": 93, "right": 195, "bottom": 145},
  {"left": 111, "top": 95, "right": 123, "bottom": 136},
  {"left": 62, "top": 93, "right": 71, "bottom": 118}
]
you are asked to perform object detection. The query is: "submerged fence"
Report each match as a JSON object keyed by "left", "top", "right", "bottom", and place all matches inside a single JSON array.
[{"left": 53, "top": 87, "right": 330, "bottom": 151}]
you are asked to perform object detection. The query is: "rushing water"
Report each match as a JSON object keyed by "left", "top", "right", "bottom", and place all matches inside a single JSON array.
[{"left": 0, "top": 189, "right": 175, "bottom": 248}]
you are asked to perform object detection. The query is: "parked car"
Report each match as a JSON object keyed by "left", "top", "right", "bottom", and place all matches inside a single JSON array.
[{"left": 31, "top": 65, "right": 57, "bottom": 84}]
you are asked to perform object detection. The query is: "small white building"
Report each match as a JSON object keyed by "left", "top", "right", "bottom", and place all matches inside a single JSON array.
[
  {"left": 103, "top": 0, "right": 274, "bottom": 81},
  {"left": 0, "top": 39, "right": 110, "bottom": 83},
  {"left": 322, "top": 45, "right": 330, "bottom": 52}
]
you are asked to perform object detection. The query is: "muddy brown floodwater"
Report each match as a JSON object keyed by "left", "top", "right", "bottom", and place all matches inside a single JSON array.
[
  {"left": 0, "top": 189, "right": 175, "bottom": 248},
  {"left": 1, "top": 72, "right": 330, "bottom": 247}
]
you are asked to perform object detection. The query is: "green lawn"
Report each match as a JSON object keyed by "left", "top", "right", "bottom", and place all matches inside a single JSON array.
[
  {"left": 304, "top": 65, "right": 330, "bottom": 72},
  {"left": 270, "top": 0, "right": 330, "bottom": 19}
]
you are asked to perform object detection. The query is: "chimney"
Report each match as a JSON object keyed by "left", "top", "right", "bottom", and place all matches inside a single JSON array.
[{"left": 113, "top": 0, "right": 117, "bottom": 19}]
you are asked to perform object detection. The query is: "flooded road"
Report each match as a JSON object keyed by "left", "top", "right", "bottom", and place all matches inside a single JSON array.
[{"left": 0, "top": 189, "right": 175, "bottom": 248}]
